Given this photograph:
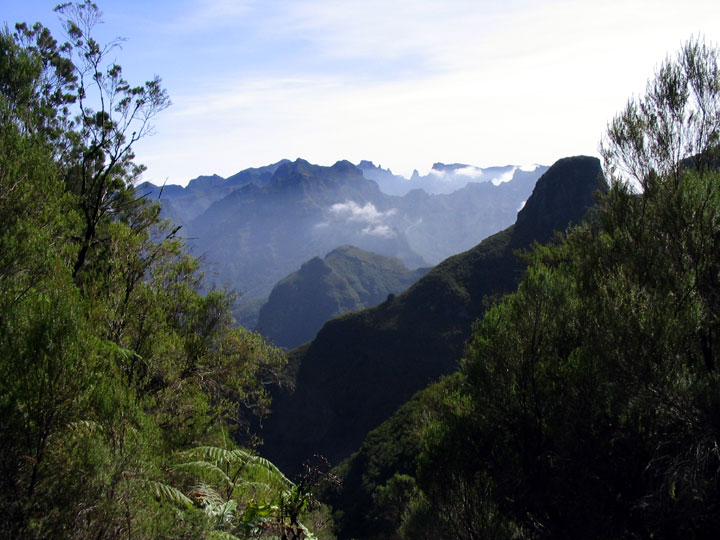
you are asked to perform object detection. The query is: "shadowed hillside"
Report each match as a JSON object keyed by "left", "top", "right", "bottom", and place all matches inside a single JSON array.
[
  {"left": 256, "top": 246, "right": 429, "bottom": 349},
  {"left": 262, "top": 156, "right": 606, "bottom": 475}
]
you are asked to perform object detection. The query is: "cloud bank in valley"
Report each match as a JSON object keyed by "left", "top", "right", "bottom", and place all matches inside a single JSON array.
[{"left": 325, "top": 201, "right": 398, "bottom": 238}]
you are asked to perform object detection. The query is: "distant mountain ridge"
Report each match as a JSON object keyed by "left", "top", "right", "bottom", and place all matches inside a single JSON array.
[
  {"left": 358, "top": 159, "right": 544, "bottom": 196},
  {"left": 184, "top": 159, "right": 425, "bottom": 299},
  {"left": 138, "top": 158, "right": 546, "bottom": 301},
  {"left": 137, "top": 159, "right": 290, "bottom": 225},
  {"left": 261, "top": 156, "right": 607, "bottom": 475},
  {"left": 256, "top": 245, "right": 429, "bottom": 349}
]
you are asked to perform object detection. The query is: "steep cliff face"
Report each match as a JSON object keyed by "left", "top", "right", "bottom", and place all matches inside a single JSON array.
[
  {"left": 513, "top": 155, "right": 605, "bottom": 246},
  {"left": 255, "top": 246, "right": 428, "bottom": 349},
  {"left": 261, "top": 156, "right": 607, "bottom": 475}
]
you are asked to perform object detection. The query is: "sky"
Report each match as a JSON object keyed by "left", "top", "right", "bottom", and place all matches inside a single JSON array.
[{"left": 4, "top": 0, "right": 720, "bottom": 185}]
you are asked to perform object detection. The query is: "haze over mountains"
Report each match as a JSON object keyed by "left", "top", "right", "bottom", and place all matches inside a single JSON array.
[
  {"left": 138, "top": 159, "right": 547, "bottom": 305},
  {"left": 261, "top": 155, "right": 607, "bottom": 475},
  {"left": 140, "top": 154, "right": 607, "bottom": 536},
  {"left": 358, "top": 160, "right": 543, "bottom": 196}
]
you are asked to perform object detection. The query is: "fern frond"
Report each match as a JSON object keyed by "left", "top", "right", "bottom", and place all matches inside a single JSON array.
[
  {"left": 215, "top": 499, "right": 238, "bottom": 523},
  {"left": 243, "top": 457, "right": 292, "bottom": 488},
  {"left": 235, "top": 479, "right": 278, "bottom": 494},
  {"left": 180, "top": 445, "right": 245, "bottom": 465},
  {"left": 174, "top": 460, "right": 232, "bottom": 486},
  {"left": 192, "top": 482, "right": 226, "bottom": 506},
  {"left": 228, "top": 448, "right": 254, "bottom": 462},
  {"left": 147, "top": 480, "right": 193, "bottom": 508}
]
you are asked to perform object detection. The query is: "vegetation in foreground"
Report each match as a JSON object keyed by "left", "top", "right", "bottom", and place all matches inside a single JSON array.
[
  {"left": 0, "top": 4, "right": 331, "bottom": 539},
  {"left": 326, "top": 37, "right": 720, "bottom": 539}
]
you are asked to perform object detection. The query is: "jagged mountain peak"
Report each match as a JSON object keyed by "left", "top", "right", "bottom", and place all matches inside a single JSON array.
[
  {"left": 185, "top": 173, "right": 225, "bottom": 191},
  {"left": 273, "top": 158, "right": 313, "bottom": 178},
  {"left": 356, "top": 160, "right": 379, "bottom": 170},
  {"left": 224, "top": 159, "right": 290, "bottom": 186},
  {"left": 431, "top": 162, "right": 471, "bottom": 172},
  {"left": 329, "top": 159, "right": 358, "bottom": 174},
  {"left": 272, "top": 158, "right": 365, "bottom": 185}
]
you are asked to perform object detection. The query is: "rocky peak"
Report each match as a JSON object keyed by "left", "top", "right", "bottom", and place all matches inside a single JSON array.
[{"left": 513, "top": 155, "right": 607, "bottom": 247}]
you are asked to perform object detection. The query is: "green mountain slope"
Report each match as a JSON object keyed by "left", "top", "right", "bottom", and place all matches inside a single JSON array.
[
  {"left": 328, "top": 373, "right": 463, "bottom": 539},
  {"left": 256, "top": 245, "right": 429, "bottom": 349},
  {"left": 262, "top": 156, "right": 606, "bottom": 475}
]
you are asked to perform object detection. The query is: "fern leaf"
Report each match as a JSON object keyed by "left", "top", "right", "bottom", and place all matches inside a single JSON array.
[
  {"left": 180, "top": 445, "right": 242, "bottom": 465},
  {"left": 174, "top": 460, "right": 232, "bottom": 486},
  {"left": 192, "top": 482, "right": 226, "bottom": 506},
  {"left": 147, "top": 480, "right": 193, "bottom": 508},
  {"left": 243, "top": 457, "right": 292, "bottom": 488}
]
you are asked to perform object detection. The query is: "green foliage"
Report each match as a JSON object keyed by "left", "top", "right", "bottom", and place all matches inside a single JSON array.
[
  {"left": 0, "top": 4, "right": 309, "bottom": 539},
  {"left": 407, "top": 37, "right": 720, "bottom": 539},
  {"left": 155, "top": 444, "right": 336, "bottom": 539},
  {"left": 326, "top": 374, "right": 463, "bottom": 539},
  {"left": 601, "top": 36, "right": 720, "bottom": 190}
]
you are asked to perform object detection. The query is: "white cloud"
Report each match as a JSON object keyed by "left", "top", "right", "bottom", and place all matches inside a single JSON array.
[
  {"left": 362, "top": 224, "right": 396, "bottom": 238},
  {"left": 454, "top": 166, "right": 485, "bottom": 179},
  {"left": 519, "top": 164, "right": 540, "bottom": 172},
  {"left": 491, "top": 168, "right": 518, "bottom": 186},
  {"left": 161, "top": 0, "right": 255, "bottom": 32},
  {"left": 329, "top": 201, "right": 397, "bottom": 224},
  {"left": 325, "top": 201, "right": 398, "bottom": 238}
]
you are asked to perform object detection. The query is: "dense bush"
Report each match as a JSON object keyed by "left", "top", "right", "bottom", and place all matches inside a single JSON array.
[{"left": 0, "top": 4, "right": 327, "bottom": 539}]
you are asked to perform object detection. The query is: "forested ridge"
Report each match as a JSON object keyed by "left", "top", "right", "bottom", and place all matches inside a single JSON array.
[
  {"left": 256, "top": 245, "right": 429, "bottom": 350},
  {"left": 0, "top": 4, "right": 333, "bottom": 539}
]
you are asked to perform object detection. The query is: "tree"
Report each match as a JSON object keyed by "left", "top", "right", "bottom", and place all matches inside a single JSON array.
[
  {"left": 14, "top": 2, "right": 170, "bottom": 281},
  {"left": 601, "top": 36, "right": 720, "bottom": 190},
  {"left": 408, "top": 36, "right": 720, "bottom": 539},
  {"left": 0, "top": 5, "right": 297, "bottom": 539}
]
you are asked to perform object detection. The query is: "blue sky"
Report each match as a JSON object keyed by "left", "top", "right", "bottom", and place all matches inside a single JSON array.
[{"left": 4, "top": 1, "right": 720, "bottom": 185}]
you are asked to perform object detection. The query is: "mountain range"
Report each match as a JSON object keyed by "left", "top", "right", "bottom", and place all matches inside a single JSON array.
[
  {"left": 260, "top": 156, "right": 607, "bottom": 475},
  {"left": 138, "top": 159, "right": 547, "bottom": 304},
  {"left": 358, "top": 160, "right": 543, "bottom": 196}
]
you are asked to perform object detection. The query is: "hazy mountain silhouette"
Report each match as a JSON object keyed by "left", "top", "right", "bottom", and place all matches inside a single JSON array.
[
  {"left": 256, "top": 245, "right": 429, "bottom": 349},
  {"left": 261, "top": 156, "right": 607, "bottom": 475},
  {"left": 358, "top": 159, "right": 546, "bottom": 196},
  {"left": 140, "top": 159, "right": 545, "bottom": 303},
  {"left": 136, "top": 159, "right": 290, "bottom": 225}
]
